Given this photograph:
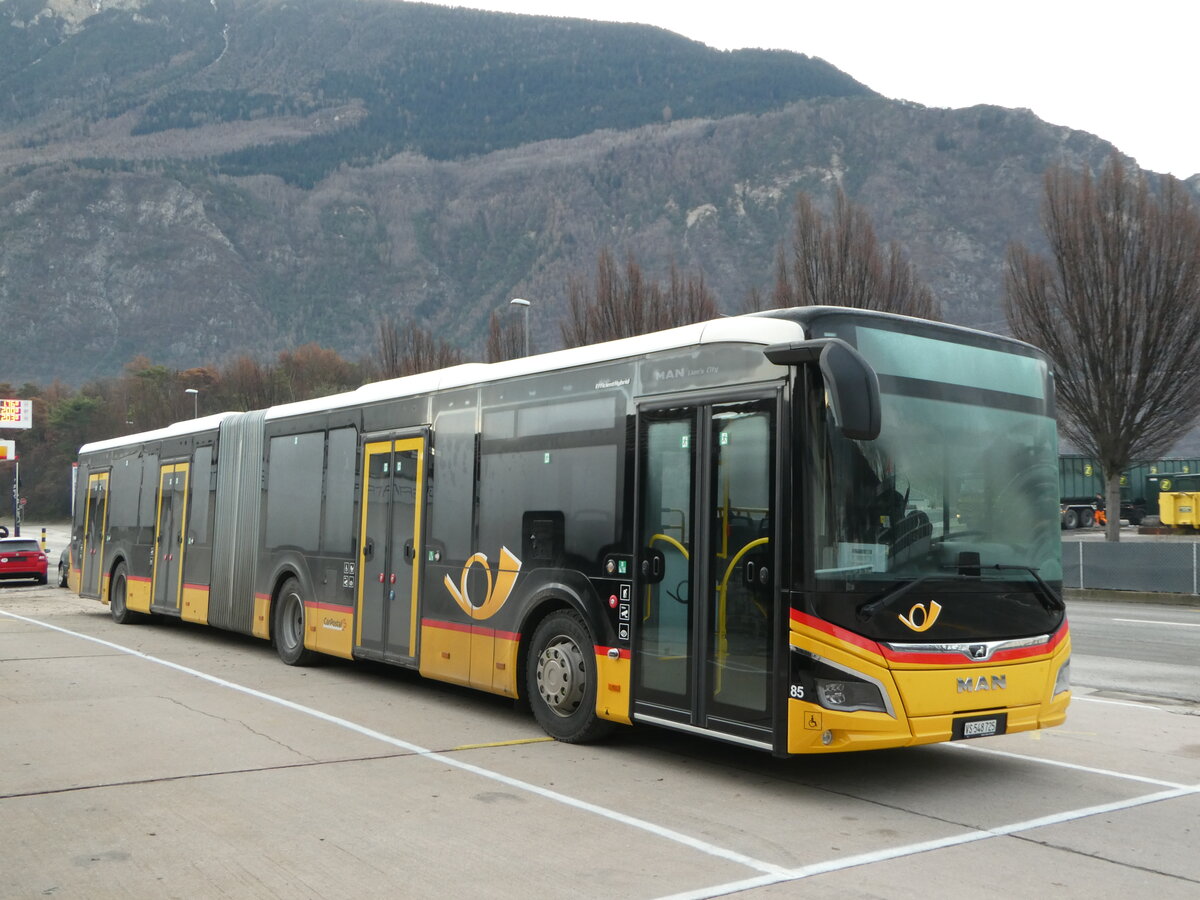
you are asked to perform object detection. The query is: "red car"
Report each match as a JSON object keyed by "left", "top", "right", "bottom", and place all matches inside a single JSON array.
[{"left": 0, "top": 538, "right": 48, "bottom": 585}]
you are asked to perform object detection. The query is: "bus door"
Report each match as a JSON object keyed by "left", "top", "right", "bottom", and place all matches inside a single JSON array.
[
  {"left": 356, "top": 435, "right": 426, "bottom": 662},
  {"left": 151, "top": 462, "right": 190, "bottom": 613},
  {"left": 634, "top": 397, "right": 778, "bottom": 746},
  {"left": 80, "top": 471, "right": 110, "bottom": 598}
]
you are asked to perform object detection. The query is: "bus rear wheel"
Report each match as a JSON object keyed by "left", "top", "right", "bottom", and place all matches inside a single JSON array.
[
  {"left": 526, "top": 609, "right": 612, "bottom": 743},
  {"left": 273, "top": 577, "right": 318, "bottom": 666},
  {"left": 109, "top": 562, "right": 147, "bottom": 624}
]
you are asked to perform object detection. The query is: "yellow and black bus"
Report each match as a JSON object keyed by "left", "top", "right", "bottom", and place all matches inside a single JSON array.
[{"left": 68, "top": 306, "right": 1070, "bottom": 754}]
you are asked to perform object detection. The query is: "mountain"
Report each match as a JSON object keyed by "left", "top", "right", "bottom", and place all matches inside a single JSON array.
[
  {"left": 0, "top": 0, "right": 1172, "bottom": 386},
  {"left": 0, "top": 0, "right": 873, "bottom": 183}
]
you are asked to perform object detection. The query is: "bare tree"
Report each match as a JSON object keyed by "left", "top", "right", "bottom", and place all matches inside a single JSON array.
[
  {"left": 561, "top": 248, "right": 718, "bottom": 348},
  {"left": 775, "top": 188, "right": 939, "bottom": 319},
  {"left": 1005, "top": 154, "right": 1200, "bottom": 540},
  {"left": 486, "top": 309, "right": 526, "bottom": 363},
  {"left": 277, "top": 343, "right": 358, "bottom": 400},
  {"left": 122, "top": 357, "right": 182, "bottom": 430},
  {"left": 218, "top": 355, "right": 281, "bottom": 412},
  {"left": 375, "top": 316, "right": 465, "bottom": 377},
  {"left": 376, "top": 316, "right": 405, "bottom": 378}
]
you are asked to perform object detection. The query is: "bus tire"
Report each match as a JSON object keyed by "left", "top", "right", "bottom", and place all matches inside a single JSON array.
[
  {"left": 109, "top": 562, "right": 146, "bottom": 624},
  {"left": 526, "top": 609, "right": 613, "bottom": 744},
  {"left": 273, "top": 577, "right": 318, "bottom": 666}
]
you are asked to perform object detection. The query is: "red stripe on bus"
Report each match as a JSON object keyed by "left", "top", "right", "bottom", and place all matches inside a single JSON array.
[
  {"left": 421, "top": 618, "right": 519, "bottom": 641},
  {"left": 304, "top": 601, "right": 355, "bottom": 613},
  {"left": 597, "top": 646, "right": 631, "bottom": 659},
  {"left": 423, "top": 618, "right": 471, "bottom": 634},
  {"left": 182, "top": 583, "right": 209, "bottom": 592},
  {"left": 790, "top": 609, "right": 884, "bottom": 656},
  {"left": 127, "top": 575, "right": 151, "bottom": 584},
  {"left": 793, "top": 610, "right": 1069, "bottom": 666},
  {"left": 878, "top": 621, "right": 1070, "bottom": 665}
]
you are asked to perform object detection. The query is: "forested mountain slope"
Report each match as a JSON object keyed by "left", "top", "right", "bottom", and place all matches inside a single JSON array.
[{"left": 0, "top": 0, "right": 1162, "bottom": 384}]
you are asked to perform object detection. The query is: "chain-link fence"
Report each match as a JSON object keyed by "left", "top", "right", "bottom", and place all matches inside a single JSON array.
[{"left": 1062, "top": 541, "right": 1200, "bottom": 594}]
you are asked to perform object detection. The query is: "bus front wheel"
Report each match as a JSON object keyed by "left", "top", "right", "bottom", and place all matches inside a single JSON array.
[{"left": 526, "top": 609, "right": 612, "bottom": 743}]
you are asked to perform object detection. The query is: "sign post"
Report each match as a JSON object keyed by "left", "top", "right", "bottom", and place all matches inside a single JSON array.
[
  {"left": 1, "top": 398, "right": 29, "bottom": 537},
  {"left": 3, "top": 455, "right": 17, "bottom": 537}
]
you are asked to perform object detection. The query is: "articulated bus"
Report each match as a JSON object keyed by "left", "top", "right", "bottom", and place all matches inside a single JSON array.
[{"left": 68, "top": 306, "right": 1069, "bottom": 754}]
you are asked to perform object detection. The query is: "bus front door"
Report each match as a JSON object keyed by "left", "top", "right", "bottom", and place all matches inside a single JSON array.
[
  {"left": 356, "top": 436, "right": 426, "bottom": 662},
  {"left": 150, "top": 463, "right": 190, "bottom": 613},
  {"left": 80, "top": 471, "right": 110, "bottom": 598},
  {"left": 634, "top": 398, "right": 777, "bottom": 748}
]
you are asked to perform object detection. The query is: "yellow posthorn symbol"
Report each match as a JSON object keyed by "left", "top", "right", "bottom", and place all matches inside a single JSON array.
[
  {"left": 444, "top": 546, "right": 522, "bottom": 620},
  {"left": 898, "top": 600, "right": 942, "bottom": 633}
]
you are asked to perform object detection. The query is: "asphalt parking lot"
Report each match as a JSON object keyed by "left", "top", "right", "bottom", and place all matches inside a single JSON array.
[{"left": 2, "top": 557, "right": 1198, "bottom": 899}]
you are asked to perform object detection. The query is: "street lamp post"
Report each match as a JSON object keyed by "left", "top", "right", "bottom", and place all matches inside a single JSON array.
[
  {"left": 510, "top": 297, "right": 531, "bottom": 357},
  {"left": 185, "top": 388, "right": 199, "bottom": 419}
]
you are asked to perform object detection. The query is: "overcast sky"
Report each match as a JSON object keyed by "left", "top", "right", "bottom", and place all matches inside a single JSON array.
[{"left": 422, "top": 0, "right": 1200, "bottom": 178}]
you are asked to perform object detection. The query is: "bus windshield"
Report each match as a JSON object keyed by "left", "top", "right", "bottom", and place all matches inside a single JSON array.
[{"left": 811, "top": 322, "right": 1062, "bottom": 595}]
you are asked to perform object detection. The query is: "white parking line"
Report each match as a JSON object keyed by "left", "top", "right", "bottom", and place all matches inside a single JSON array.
[
  {"left": 1073, "top": 694, "right": 1166, "bottom": 711},
  {"left": 1112, "top": 617, "right": 1200, "bottom": 627},
  {"left": 8, "top": 609, "right": 1196, "bottom": 899},
  {"left": 947, "top": 741, "right": 1187, "bottom": 788},
  {"left": 0, "top": 610, "right": 789, "bottom": 879},
  {"left": 660, "top": 784, "right": 1200, "bottom": 900}
]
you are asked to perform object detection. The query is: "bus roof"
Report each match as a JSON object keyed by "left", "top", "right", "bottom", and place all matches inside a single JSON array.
[
  {"left": 264, "top": 314, "right": 803, "bottom": 422},
  {"left": 80, "top": 314, "right": 804, "bottom": 454}
]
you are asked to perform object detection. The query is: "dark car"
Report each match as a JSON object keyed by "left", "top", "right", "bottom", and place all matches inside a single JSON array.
[
  {"left": 0, "top": 538, "right": 48, "bottom": 585},
  {"left": 58, "top": 547, "right": 70, "bottom": 588}
]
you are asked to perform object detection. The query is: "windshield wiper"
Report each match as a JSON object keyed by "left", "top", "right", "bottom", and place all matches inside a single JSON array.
[{"left": 982, "top": 563, "right": 1065, "bottom": 613}]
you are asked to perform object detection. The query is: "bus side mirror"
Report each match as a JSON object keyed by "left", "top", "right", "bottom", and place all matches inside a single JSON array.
[{"left": 764, "top": 338, "right": 881, "bottom": 441}]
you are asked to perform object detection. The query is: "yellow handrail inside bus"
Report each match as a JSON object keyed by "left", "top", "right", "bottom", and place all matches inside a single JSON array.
[
  {"left": 643, "top": 533, "right": 690, "bottom": 622},
  {"left": 715, "top": 536, "right": 770, "bottom": 693},
  {"left": 649, "top": 532, "right": 689, "bottom": 559}
]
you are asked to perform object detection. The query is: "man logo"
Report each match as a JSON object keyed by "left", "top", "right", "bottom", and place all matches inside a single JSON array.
[
  {"left": 898, "top": 601, "right": 942, "bottom": 633},
  {"left": 970, "top": 644, "right": 988, "bottom": 660},
  {"left": 957, "top": 674, "right": 1007, "bottom": 693}
]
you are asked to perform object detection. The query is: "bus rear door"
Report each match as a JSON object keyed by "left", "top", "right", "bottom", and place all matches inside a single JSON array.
[
  {"left": 80, "top": 471, "right": 110, "bottom": 598},
  {"left": 150, "top": 462, "right": 189, "bottom": 613},
  {"left": 356, "top": 435, "right": 426, "bottom": 663}
]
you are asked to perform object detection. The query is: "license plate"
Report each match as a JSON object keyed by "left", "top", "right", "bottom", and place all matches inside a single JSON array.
[{"left": 953, "top": 713, "right": 1007, "bottom": 740}]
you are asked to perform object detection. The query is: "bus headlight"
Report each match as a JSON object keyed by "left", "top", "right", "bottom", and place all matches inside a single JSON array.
[
  {"left": 816, "top": 677, "right": 888, "bottom": 713},
  {"left": 790, "top": 648, "right": 894, "bottom": 716},
  {"left": 1053, "top": 659, "right": 1070, "bottom": 697}
]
